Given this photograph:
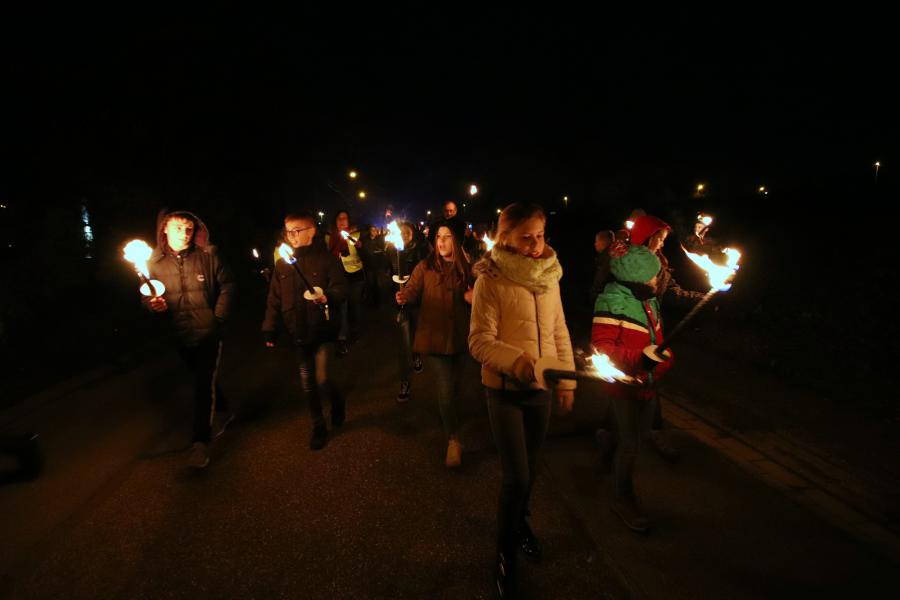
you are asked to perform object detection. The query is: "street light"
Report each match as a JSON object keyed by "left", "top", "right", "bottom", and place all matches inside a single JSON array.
[
  {"left": 426, "top": 210, "right": 432, "bottom": 217},
  {"left": 758, "top": 186, "right": 768, "bottom": 195},
  {"left": 358, "top": 191, "right": 367, "bottom": 199},
  {"left": 469, "top": 184, "right": 478, "bottom": 196},
  {"left": 563, "top": 195, "right": 569, "bottom": 208},
  {"left": 349, "top": 170, "right": 358, "bottom": 179},
  {"left": 875, "top": 161, "right": 881, "bottom": 184},
  {"left": 697, "top": 184, "right": 705, "bottom": 193}
]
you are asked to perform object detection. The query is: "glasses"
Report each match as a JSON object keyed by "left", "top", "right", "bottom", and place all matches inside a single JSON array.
[{"left": 285, "top": 226, "right": 315, "bottom": 237}]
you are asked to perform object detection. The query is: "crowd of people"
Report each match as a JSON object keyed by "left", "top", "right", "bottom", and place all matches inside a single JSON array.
[{"left": 141, "top": 201, "right": 719, "bottom": 599}]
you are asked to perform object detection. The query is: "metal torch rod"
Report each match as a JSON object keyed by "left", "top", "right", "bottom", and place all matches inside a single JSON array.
[
  {"left": 543, "top": 369, "right": 640, "bottom": 386},
  {"left": 136, "top": 270, "right": 159, "bottom": 298},
  {"left": 654, "top": 288, "right": 718, "bottom": 356},
  {"left": 289, "top": 262, "right": 316, "bottom": 296}
]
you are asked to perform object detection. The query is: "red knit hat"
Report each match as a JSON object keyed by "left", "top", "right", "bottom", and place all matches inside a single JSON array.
[{"left": 629, "top": 215, "right": 671, "bottom": 246}]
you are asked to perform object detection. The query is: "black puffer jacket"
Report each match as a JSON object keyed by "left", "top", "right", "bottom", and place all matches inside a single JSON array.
[
  {"left": 148, "top": 211, "right": 235, "bottom": 347},
  {"left": 262, "top": 239, "right": 348, "bottom": 346}
]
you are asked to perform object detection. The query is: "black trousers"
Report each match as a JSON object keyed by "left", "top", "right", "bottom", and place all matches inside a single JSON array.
[
  {"left": 296, "top": 342, "right": 341, "bottom": 428},
  {"left": 486, "top": 388, "right": 551, "bottom": 555},
  {"left": 176, "top": 339, "right": 226, "bottom": 444}
]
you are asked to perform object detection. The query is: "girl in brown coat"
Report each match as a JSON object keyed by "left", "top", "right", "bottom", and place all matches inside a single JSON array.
[{"left": 396, "top": 220, "right": 473, "bottom": 467}]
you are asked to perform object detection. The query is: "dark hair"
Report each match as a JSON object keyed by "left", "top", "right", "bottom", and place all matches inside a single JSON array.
[
  {"left": 164, "top": 211, "right": 198, "bottom": 227},
  {"left": 497, "top": 202, "right": 546, "bottom": 239},
  {"left": 426, "top": 223, "right": 471, "bottom": 285},
  {"left": 285, "top": 210, "right": 316, "bottom": 225}
]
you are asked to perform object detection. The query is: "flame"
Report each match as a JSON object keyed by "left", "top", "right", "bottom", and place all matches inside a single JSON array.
[
  {"left": 385, "top": 220, "right": 405, "bottom": 251},
  {"left": 683, "top": 246, "right": 742, "bottom": 291},
  {"left": 590, "top": 352, "right": 627, "bottom": 383},
  {"left": 123, "top": 239, "right": 153, "bottom": 278},
  {"left": 340, "top": 230, "right": 350, "bottom": 240},
  {"left": 252, "top": 248, "right": 260, "bottom": 259},
  {"left": 278, "top": 242, "right": 295, "bottom": 264},
  {"left": 700, "top": 215, "right": 714, "bottom": 226},
  {"left": 482, "top": 233, "right": 495, "bottom": 251},
  {"left": 625, "top": 220, "right": 634, "bottom": 230}
]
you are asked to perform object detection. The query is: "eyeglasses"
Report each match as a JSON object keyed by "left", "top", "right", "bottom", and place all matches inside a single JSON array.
[{"left": 285, "top": 226, "right": 315, "bottom": 237}]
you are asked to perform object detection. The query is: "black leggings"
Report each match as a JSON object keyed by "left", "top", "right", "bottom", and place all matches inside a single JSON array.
[{"left": 486, "top": 388, "right": 551, "bottom": 555}]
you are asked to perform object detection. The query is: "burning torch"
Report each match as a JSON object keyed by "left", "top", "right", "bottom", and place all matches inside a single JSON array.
[
  {"left": 482, "top": 232, "right": 496, "bottom": 253},
  {"left": 537, "top": 351, "right": 640, "bottom": 389},
  {"left": 123, "top": 240, "right": 165, "bottom": 298},
  {"left": 278, "top": 243, "right": 329, "bottom": 320},
  {"left": 644, "top": 247, "right": 742, "bottom": 363},
  {"left": 384, "top": 220, "right": 410, "bottom": 323}
]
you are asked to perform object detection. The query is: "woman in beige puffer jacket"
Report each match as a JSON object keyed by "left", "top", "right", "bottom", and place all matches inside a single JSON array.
[{"left": 469, "top": 202, "right": 576, "bottom": 598}]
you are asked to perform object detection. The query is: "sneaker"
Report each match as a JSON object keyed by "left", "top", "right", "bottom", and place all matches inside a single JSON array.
[
  {"left": 211, "top": 411, "right": 235, "bottom": 439},
  {"left": 611, "top": 495, "right": 650, "bottom": 533},
  {"left": 310, "top": 425, "right": 328, "bottom": 451},
  {"left": 187, "top": 442, "right": 210, "bottom": 469},
  {"left": 649, "top": 429, "right": 680, "bottom": 463},
  {"left": 397, "top": 380, "right": 411, "bottom": 403},
  {"left": 412, "top": 354, "right": 424, "bottom": 374},
  {"left": 445, "top": 438, "right": 463, "bottom": 468}
]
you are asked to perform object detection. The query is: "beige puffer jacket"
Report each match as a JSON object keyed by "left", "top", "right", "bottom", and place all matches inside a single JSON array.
[{"left": 469, "top": 246, "right": 576, "bottom": 391}]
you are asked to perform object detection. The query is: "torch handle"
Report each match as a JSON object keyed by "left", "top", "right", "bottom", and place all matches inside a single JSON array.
[
  {"left": 655, "top": 289, "right": 717, "bottom": 356},
  {"left": 543, "top": 369, "right": 640, "bottom": 386},
  {"left": 290, "top": 262, "right": 316, "bottom": 296},
  {"left": 136, "top": 270, "right": 159, "bottom": 298}
]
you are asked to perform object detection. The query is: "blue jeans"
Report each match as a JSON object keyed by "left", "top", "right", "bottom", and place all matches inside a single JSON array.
[
  {"left": 610, "top": 392, "right": 657, "bottom": 498},
  {"left": 425, "top": 353, "right": 466, "bottom": 437}
]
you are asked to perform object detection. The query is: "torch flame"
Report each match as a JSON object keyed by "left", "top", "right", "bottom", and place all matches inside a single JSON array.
[
  {"left": 700, "top": 215, "right": 714, "bottom": 226},
  {"left": 123, "top": 239, "right": 153, "bottom": 278},
  {"left": 625, "top": 220, "right": 635, "bottom": 230},
  {"left": 278, "top": 242, "right": 296, "bottom": 264},
  {"left": 590, "top": 352, "right": 628, "bottom": 383},
  {"left": 340, "top": 230, "right": 351, "bottom": 240},
  {"left": 482, "top": 233, "right": 496, "bottom": 251},
  {"left": 385, "top": 220, "right": 405, "bottom": 251},
  {"left": 683, "top": 246, "right": 742, "bottom": 292}
]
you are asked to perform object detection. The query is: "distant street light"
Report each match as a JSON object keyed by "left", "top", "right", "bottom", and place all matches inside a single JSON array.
[
  {"left": 563, "top": 195, "right": 569, "bottom": 208},
  {"left": 358, "top": 191, "right": 367, "bottom": 199},
  {"left": 875, "top": 161, "right": 881, "bottom": 184},
  {"left": 697, "top": 184, "right": 705, "bottom": 193},
  {"left": 469, "top": 184, "right": 479, "bottom": 196},
  {"left": 349, "top": 170, "right": 358, "bottom": 179}
]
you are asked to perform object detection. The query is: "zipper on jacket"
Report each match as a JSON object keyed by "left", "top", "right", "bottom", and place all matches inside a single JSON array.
[
  {"left": 534, "top": 292, "right": 542, "bottom": 358},
  {"left": 177, "top": 254, "right": 188, "bottom": 307}
]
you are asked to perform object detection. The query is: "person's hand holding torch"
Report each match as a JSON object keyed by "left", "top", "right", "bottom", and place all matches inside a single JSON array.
[{"left": 123, "top": 240, "right": 167, "bottom": 309}]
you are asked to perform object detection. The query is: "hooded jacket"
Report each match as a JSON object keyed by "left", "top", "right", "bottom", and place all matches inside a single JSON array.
[
  {"left": 148, "top": 211, "right": 234, "bottom": 347},
  {"left": 469, "top": 246, "right": 576, "bottom": 391}
]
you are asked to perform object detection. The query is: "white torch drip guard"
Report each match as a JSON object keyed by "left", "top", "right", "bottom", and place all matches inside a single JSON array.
[{"left": 139, "top": 280, "right": 166, "bottom": 297}]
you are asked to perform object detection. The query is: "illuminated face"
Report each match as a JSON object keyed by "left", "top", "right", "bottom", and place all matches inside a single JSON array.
[
  {"left": 443, "top": 202, "right": 458, "bottom": 219},
  {"left": 594, "top": 233, "right": 611, "bottom": 253},
  {"left": 400, "top": 224, "right": 414, "bottom": 246},
  {"left": 285, "top": 218, "right": 317, "bottom": 248},
  {"left": 369, "top": 225, "right": 378, "bottom": 238},
  {"left": 505, "top": 216, "right": 546, "bottom": 258},
  {"left": 165, "top": 217, "right": 195, "bottom": 252},
  {"left": 435, "top": 226, "right": 455, "bottom": 259},
  {"left": 647, "top": 229, "right": 668, "bottom": 253},
  {"left": 336, "top": 212, "right": 350, "bottom": 232}
]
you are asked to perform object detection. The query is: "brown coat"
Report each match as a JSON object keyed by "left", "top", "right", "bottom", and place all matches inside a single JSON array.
[{"left": 401, "top": 259, "right": 471, "bottom": 355}]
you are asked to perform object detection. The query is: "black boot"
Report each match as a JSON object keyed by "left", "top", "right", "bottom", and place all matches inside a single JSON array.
[
  {"left": 309, "top": 424, "right": 328, "bottom": 450},
  {"left": 495, "top": 550, "right": 518, "bottom": 599},
  {"left": 519, "top": 516, "right": 543, "bottom": 562}
]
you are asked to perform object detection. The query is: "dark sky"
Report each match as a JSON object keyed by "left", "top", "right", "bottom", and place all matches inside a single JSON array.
[{"left": 2, "top": 8, "right": 896, "bottom": 224}]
